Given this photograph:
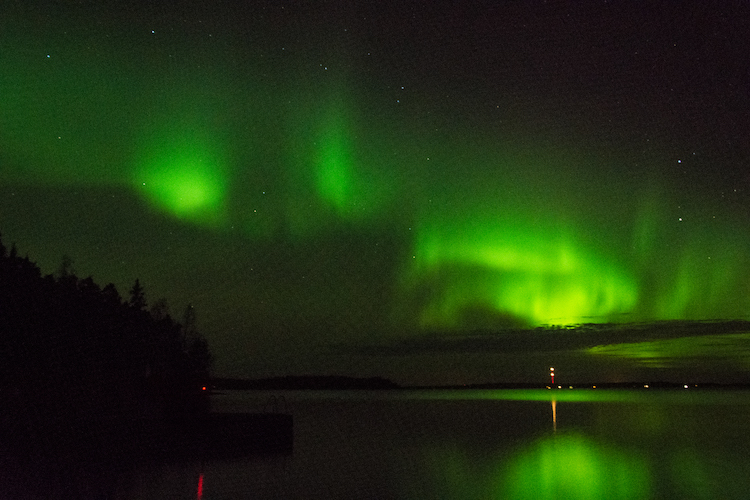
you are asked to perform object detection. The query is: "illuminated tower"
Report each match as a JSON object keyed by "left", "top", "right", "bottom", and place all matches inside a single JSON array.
[{"left": 550, "top": 367, "right": 555, "bottom": 385}]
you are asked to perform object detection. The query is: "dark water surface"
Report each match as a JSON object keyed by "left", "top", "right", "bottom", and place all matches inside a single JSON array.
[{"left": 9, "top": 389, "right": 750, "bottom": 499}]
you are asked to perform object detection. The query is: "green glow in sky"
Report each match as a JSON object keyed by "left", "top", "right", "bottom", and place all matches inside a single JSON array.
[
  {"left": 133, "top": 120, "right": 228, "bottom": 226},
  {"left": 0, "top": 31, "right": 135, "bottom": 185},
  {"left": 3, "top": 3, "right": 750, "bottom": 344},
  {"left": 394, "top": 170, "right": 750, "bottom": 328},
  {"left": 314, "top": 101, "right": 354, "bottom": 215},
  {"left": 402, "top": 208, "right": 639, "bottom": 328},
  {"left": 308, "top": 93, "right": 392, "bottom": 222}
]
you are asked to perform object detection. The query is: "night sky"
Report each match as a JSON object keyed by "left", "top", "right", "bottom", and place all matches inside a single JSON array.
[{"left": 2, "top": 1, "right": 750, "bottom": 385}]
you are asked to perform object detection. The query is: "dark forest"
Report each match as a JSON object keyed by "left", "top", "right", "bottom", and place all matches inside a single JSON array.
[{"left": 0, "top": 233, "right": 212, "bottom": 461}]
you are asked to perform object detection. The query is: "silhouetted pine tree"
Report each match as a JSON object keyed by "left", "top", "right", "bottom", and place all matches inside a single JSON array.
[{"left": 128, "top": 278, "right": 147, "bottom": 310}]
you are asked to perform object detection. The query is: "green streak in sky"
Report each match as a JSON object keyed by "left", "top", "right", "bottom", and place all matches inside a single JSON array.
[
  {"left": 306, "top": 92, "right": 393, "bottom": 223},
  {"left": 654, "top": 238, "right": 747, "bottom": 320},
  {"left": 314, "top": 102, "right": 353, "bottom": 215}
]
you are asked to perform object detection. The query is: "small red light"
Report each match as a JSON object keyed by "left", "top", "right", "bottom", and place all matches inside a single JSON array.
[{"left": 202, "top": 386, "right": 207, "bottom": 391}]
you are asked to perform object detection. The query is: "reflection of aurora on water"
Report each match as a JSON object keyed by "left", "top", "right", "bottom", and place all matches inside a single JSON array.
[
  {"left": 419, "top": 432, "right": 651, "bottom": 499},
  {"left": 422, "top": 417, "right": 748, "bottom": 499},
  {"left": 498, "top": 421, "right": 750, "bottom": 500},
  {"left": 407, "top": 389, "right": 750, "bottom": 499},
  {"left": 500, "top": 433, "right": 651, "bottom": 500}
]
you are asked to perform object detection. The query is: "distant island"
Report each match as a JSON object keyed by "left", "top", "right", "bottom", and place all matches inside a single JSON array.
[
  {"left": 210, "top": 375, "right": 750, "bottom": 391},
  {"left": 212, "top": 375, "right": 401, "bottom": 390}
]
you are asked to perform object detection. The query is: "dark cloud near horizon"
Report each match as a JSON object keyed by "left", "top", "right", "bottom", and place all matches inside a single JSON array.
[{"left": 349, "top": 320, "right": 750, "bottom": 356}]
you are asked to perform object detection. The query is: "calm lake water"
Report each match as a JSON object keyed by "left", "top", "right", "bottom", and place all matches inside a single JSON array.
[{"left": 29, "top": 389, "right": 750, "bottom": 499}]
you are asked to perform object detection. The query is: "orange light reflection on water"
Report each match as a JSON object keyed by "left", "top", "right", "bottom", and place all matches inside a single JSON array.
[{"left": 551, "top": 399, "right": 557, "bottom": 432}]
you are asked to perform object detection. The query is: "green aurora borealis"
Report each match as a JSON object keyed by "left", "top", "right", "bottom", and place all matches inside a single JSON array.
[{"left": 2, "top": 1, "right": 750, "bottom": 383}]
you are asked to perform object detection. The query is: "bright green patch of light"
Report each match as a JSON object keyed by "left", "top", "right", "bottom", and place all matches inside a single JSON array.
[
  {"left": 140, "top": 165, "right": 223, "bottom": 218},
  {"left": 396, "top": 154, "right": 750, "bottom": 330},
  {"left": 404, "top": 210, "right": 638, "bottom": 328},
  {"left": 133, "top": 122, "right": 228, "bottom": 226},
  {"left": 498, "top": 433, "right": 651, "bottom": 500}
]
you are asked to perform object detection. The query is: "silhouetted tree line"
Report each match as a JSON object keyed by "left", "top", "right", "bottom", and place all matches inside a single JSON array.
[{"left": 0, "top": 234, "right": 211, "bottom": 457}]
